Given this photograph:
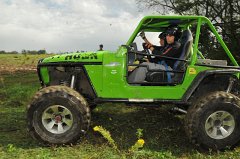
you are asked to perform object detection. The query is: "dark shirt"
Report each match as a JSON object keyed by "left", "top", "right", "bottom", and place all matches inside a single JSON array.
[
  {"left": 149, "top": 45, "right": 164, "bottom": 63},
  {"left": 152, "top": 45, "right": 164, "bottom": 53},
  {"left": 152, "top": 41, "right": 181, "bottom": 68}
]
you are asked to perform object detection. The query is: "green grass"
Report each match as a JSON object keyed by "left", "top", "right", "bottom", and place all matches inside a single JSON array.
[
  {"left": 1, "top": 71, "right": 240, "bottom": 158},
  {"left": 0, "top": 54, "right": 240, "bottom": 158},
  {"left": 0, "top": 54, "right": 52, "bottom": 68}
]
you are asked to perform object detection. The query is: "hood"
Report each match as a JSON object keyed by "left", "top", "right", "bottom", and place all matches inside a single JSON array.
[{"left": 42, "top": 51, "right": 105, "bottom": 63}]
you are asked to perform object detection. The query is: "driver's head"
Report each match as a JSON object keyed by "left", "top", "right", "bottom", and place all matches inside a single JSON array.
[
  {"left": 158, "top": 32, "right": 166, "bottom": 46},
  {"left": 165, "top": 26, "right": 181, "bottom": 44}
]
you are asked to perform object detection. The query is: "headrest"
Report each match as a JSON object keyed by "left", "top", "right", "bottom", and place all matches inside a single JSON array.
[{"left": 180, "top": 29, "right": 193, "bottom": 44}]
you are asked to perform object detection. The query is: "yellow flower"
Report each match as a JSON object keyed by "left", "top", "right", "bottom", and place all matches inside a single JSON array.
[
  {"left": 129, "top": 138, "right": 145, "bottom": 152},
  {"left": 93, "top": 126, "right": 100, "bottom": 132},
  {"left": 137, "top": 139, "right": 145, "bottom": 146}
]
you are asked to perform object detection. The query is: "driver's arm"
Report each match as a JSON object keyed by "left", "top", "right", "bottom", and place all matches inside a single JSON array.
[{"left": 140, "top": 31, "right": 153, "bottom": 47}]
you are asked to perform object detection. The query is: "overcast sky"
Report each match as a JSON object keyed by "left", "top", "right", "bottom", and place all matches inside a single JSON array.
[{"left": 0, "top": 0, "right": 153, "bottom": 53}]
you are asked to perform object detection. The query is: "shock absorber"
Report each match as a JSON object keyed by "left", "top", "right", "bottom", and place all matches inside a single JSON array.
[
  {"left": 226, "top": 77, "right": 235, "bottom": 93},
  {"left": 70, "top": 74, "right": 76, "bottom": 89},
  {"left": 70, "top": 67, "right": 81, "bottom": 89}
]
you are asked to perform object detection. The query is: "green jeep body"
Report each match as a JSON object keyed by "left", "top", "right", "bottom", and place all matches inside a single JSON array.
[{"left": 28, "top": 15, "right": 240, "bottom": 150}]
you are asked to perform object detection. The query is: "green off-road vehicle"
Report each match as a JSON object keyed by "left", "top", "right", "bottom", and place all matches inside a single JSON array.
[{"left": 27, "top": 15, "right": 240, "bottom": 150}]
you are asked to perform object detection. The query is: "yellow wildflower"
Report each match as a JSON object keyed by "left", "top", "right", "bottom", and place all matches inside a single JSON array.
[
  {"left": 93, "top": 125, "right": 119, "bottom": 152},
  {"left": 93, "top": 126, "right": 100, "bottom": 132},
  {"left": 129, "top": 138, "right": 145, "bottom": 152},
  {"left": 137, "top": 139, "right": 145, "bottom": 146}
]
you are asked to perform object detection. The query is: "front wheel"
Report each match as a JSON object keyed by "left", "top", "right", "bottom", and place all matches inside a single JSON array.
[
  {"left": 185, "top": 91, "right": 240, "bottom": 150},
  {"left": 27, "top": 86, "right": 91, "bottom": 145}
]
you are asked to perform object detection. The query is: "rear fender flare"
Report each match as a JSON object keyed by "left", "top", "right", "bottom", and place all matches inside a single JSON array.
[{"left": 182, "top": 69, "right": 240, "bottom": 102}]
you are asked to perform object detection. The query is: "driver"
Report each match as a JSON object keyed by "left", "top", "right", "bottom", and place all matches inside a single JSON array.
[
  {"left": 141, "top": 31, "right": 166, "bottom": 53},
  {"left": 128, "top": 26, "right": 182, "bottom": 83}
]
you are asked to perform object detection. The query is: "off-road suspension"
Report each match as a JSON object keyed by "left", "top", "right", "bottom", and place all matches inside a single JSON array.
[
  {"left": 226, "top": 77, "right": 236, "bottom": 93},
  {"left": 70, "top": 75, "right": 76, "bottom": 89},
  {"left": 172, "top": 107, "right": 187, "bottom": 114}
]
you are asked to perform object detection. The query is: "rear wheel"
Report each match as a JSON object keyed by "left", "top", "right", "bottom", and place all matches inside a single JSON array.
[
  {"left": 27, "top": 86, "right": 90, "bottom": 145},
  {"left": 185, "top": 91, "right": 240, "bottom": 150}
]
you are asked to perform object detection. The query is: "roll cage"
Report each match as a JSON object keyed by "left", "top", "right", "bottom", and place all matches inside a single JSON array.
[{"left": 125, "top": 16, "right": 239, "bottom": 85}]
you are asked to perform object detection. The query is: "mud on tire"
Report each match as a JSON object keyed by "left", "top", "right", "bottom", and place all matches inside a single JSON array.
[
  {"left": 185, "top": 91, "right": 240, "bottom": 150},
  {"left": 27, "top": 86, "right": 91, "bottom": 145}
]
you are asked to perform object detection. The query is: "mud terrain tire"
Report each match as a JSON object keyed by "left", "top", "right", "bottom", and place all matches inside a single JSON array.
[
  {"left": 185, "top": 91, "right": 240, "bottom": 150},
  {"left": 27, "top": 86, "right": 90, "bottom": 145}
]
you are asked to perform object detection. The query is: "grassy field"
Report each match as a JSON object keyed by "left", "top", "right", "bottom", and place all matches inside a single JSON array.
[
  {"left": 0, "top": 54, "right": 52, "bottom": 69},
  {"left": 1, "top": 54, "right": 240, "bottom": 158}
]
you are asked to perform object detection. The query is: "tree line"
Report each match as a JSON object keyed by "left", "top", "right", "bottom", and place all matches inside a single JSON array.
[
  {"left": 0, "top": 50, "right": 87, "bottom": 54},
  {"left": 0, "top": 49, "right": 47, "bottom": 54}
]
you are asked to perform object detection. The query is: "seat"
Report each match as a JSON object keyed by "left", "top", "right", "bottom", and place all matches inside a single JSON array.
[
  {"left": 173, "top": 29, "right": 193, "bottom": 71},
  {"left": 146, "top": 29, "right": 193, "bottom": 83}
]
